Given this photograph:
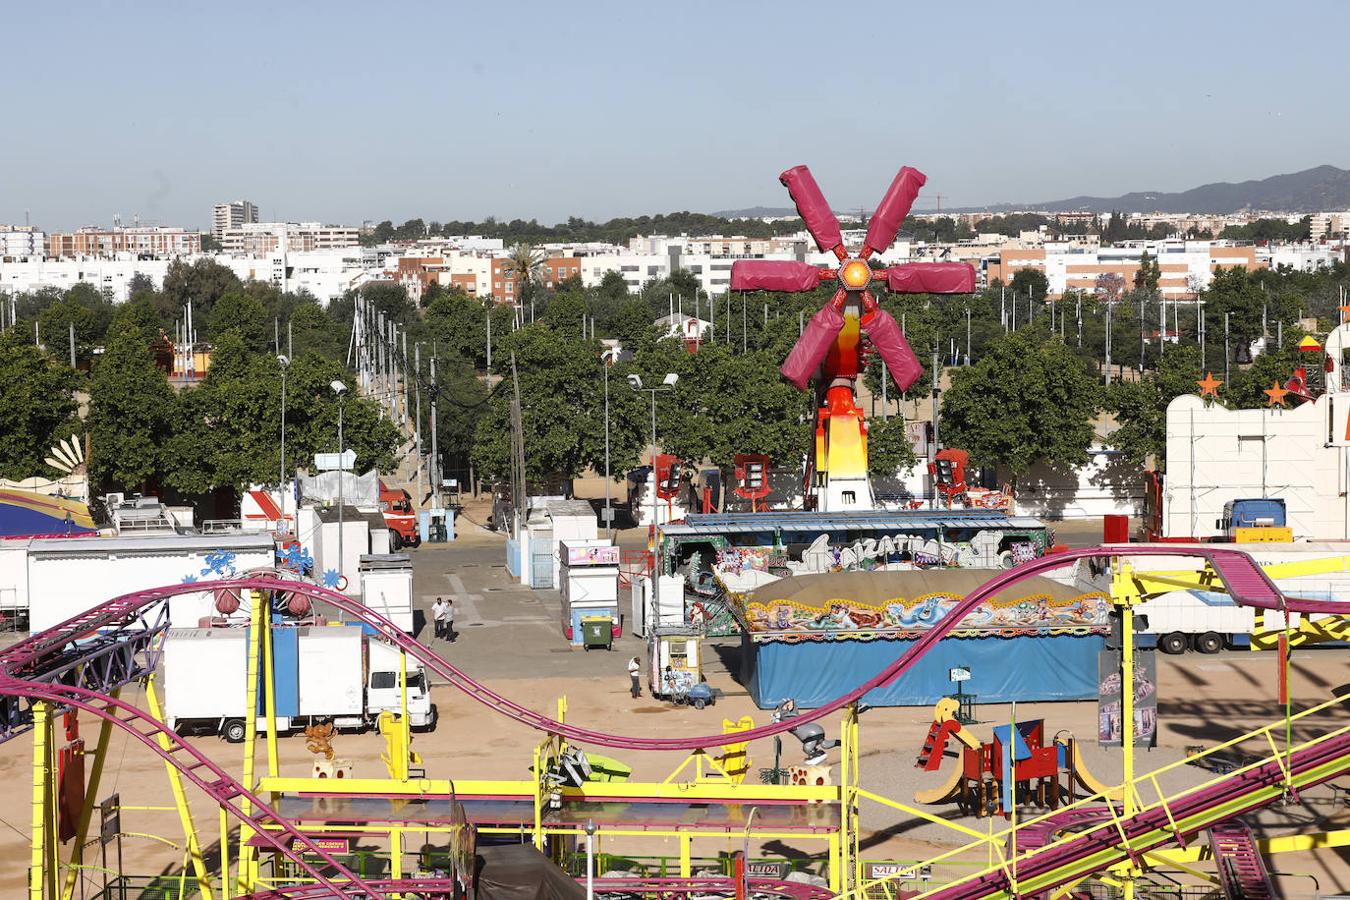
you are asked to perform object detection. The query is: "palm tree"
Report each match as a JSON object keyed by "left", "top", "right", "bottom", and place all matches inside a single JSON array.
[{"left": 502, "top": 243, "right": 547, "bottom": 326}]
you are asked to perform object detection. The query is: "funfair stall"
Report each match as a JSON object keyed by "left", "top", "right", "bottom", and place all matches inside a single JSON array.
[
  {"left": 733, "top": 569, "right": 1109, "bottom": 708},
  {"left": 558, "top": 540, "right": 621, "bottom": 645}
]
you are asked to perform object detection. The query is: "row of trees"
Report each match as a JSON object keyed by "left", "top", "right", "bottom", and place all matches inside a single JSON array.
[{"left": 3, "top": 253, "right": 1348, "bottom": 508}]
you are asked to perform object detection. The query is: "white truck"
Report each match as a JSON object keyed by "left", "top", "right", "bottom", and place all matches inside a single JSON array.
[{"left": 163, "top": 624, "right": 437, "bottom": 741}]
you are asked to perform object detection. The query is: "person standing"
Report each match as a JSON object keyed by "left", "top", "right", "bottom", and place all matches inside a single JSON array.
[
  {"left": 430, "top": 597, "right": 447, "bottom": 640},
  {"left": 444, "top": 598, "right": 456, "bottom": 642},
  {"left": 627, "top": 656, "right": 642, "bottom": 699}
]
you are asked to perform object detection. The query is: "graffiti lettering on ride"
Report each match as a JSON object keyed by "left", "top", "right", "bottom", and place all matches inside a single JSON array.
[{"left": 715, "top": 530, "right": 1031, "bottom": 578}]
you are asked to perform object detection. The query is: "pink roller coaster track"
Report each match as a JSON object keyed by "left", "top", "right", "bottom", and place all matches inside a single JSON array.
[{"left": 0, "top": 545, "right": 1335, "bottom": 899}]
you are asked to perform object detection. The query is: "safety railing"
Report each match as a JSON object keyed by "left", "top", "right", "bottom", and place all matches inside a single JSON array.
[{"left": 841, "top": 690, "right": 1350, "bottom": 899}]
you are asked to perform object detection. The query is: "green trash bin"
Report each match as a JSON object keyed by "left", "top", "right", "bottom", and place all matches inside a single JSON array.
[{"left": 581, "top": 616, "right": 613, "bottom": 651}]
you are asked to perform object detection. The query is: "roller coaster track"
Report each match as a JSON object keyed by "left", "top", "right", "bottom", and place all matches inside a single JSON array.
[
  {"left": 0, "top": 544, "right": 1340, "bottom": 899},
  {"left": 918, "top": 727, "right": 1350, "bottom": 899},
  {"left": 0, "top": 545, "right": 1325, "bottom": 753},
  {"left": 0, "top": 675, "right": 386, "bottom": 897}
]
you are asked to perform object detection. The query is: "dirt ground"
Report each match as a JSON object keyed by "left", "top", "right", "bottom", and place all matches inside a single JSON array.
[{"left": 2, "top": 503, "right": 1349, "bottom": 897}]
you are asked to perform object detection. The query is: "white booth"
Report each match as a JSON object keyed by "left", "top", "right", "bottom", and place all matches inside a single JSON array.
[{"left": 559, "top": 540, "right": 620, "bottom": 645}]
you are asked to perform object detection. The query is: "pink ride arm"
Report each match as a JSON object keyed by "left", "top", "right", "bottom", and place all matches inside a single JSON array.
[
  {"left": 864, "top": 166, "right": 926, "bottom": 255},
  {"left": 730, "top": 259, "right": 822, "bottom": 293},
  {"left": 886, "top": 262, "right": 977, "bottom": 294},
  {"left": 780, "top": 298, "right": 846, "bottom": 390},
  {"left": 779, "top": 165, "right": 844, "bottom": 253},
  {"left": 861, "top": 308, "right": 923, "bottom": 391}
]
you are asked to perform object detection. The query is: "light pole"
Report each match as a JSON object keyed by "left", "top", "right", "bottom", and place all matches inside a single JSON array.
[
  {"left": 584, "top": 818, "right": 596, "bottom": 900},
  {"left": 628, "top": 372, "right": 678, "bottom": 634},
  {"left": 331, "top": 379, "right": 347, "bottom": 590},
  {"left": 277, "top": 355, "right": 289, "bottom": 531},
  {"left": 603, "top": 350, "right": 612, "bottom": 540}
]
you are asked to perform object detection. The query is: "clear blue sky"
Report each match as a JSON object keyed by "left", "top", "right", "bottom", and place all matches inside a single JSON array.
[{"left": 4, "top": 0, "right": 1347, "bottom": 230}]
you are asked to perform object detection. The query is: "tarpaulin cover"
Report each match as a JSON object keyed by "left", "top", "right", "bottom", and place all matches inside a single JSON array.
[
  {"left": 861, "top": 309, "right": 922, "bottom": 392},
  {"left": 865, "top": 166, "right": 926, "bottom": 254},
  {"left": 730, "top": 259, "right": 821, "bottom": 293},
  {"left": 780, "top": 302, "right": 845, "bottom": 390},
  {"left": 886, "top": 263, "right": 977, "bottom": 294},
  {"left": 780, "top": 165, "right": 843, "bottom": 252},
  {"left": 0, "top": 489, "right": 97, "bottom": 537},
  {"left": 476, "top": 843, "right": 584, "bottom": 900},
  {"left": 298, "top": 469, "right": 380, "bottom": 507},
  {"left": 743, "top": 632, "right": 1103, "bottom": 708}
]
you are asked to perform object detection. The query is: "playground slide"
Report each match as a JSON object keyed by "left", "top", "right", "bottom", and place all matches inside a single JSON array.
[
  {"left": 914, "top": 761, "right": 964, "bottom": 804},
  {"left": 1068, "top": 741, "right": 1122, "bottom": 801}
]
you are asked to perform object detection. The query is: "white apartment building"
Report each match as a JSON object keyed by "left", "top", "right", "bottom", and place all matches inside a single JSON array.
[
  {"left": 220, "top": 222, "right": 360, "bottom": 256},
  {"left": 0, "top": 226, "right": 45, "bottom": 259},
  {"left": 212, "top": 200, "right": 258, "bottom": 239}
]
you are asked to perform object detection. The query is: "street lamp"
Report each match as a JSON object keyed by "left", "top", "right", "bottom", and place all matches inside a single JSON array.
[
  {"left": 628, "top": 373, "right": 678, "bottom": 635},
  {"left": 332, "top": 379, "right": 347, "bottom": 590},
  {"left": 277, "top": 355, "right": 289, "bottom": 533}
]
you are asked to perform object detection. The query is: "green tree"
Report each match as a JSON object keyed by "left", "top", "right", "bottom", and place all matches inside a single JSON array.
[
  {"left": 1134, "top": 251, "right": 1161, "bottom": 294},
  {"left": 867, "top": 417, "right": 919, "bottom": 477},
  {"left": 87, "top": 319, "right": 177, "bottom": 493},
  {"left": 940, "top": 328, "right": 1101, "bottom": 477},
  {"left": 424, "top": 293, "right": 488, "bottom": 368},
  {"left": 1108, "top": 343, "right": 1203, "bottom": 468},
  {"left": 208, "top": 291, "right": 269, "bottom": 350},
  {"left": 160, "top": 258, "right": 242, "bottom": 319},
  {"left": 471, "top": 326, "right": 630, "bottom": 483},
  {"left": 1009, "top": 268, "right": 1049, "bottom": 303},
  {"left": 165, "top": 342, "right": 401, "bottom": 497},
  {"left": 502, "top": 244, "right": 547, "bottom": 319},
  {"left": 0, "top": 332, "right": 81, "bottom": 480},
  {"left": 612, "top": 298, "right": 658, "bottom": 350}
]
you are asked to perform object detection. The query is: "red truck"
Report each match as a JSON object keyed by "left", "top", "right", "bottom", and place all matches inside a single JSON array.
[{"left": 379, "top": 481, "right": 420, "bottom": 550}]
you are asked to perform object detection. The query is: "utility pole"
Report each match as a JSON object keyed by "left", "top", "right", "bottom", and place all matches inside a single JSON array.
[
  {"left": 930, "top": 346, "right": 941, "bottom": 510},
  {"left": 1104, "top": 301, "right": 1113, "bottom": 386},
  {"left": 510, "top": 353, "right": 527, "bottom": 531},
  {"left": 68, "top": 323, "right": 75, "bottom": 368},
  {"left": 430, "top": 352, "right": 440, "bottom": 509},
  {"left": 486, "top": 303, "right": 493, "bottom": 371},
  {"left": 414, "top": 343, "right": 423, "bottom": 504},
  {"left": 1224, "top": 312, "right": 1230, "bottom": 386},
  {"left": 965, "top": 307, "right": 972, "bottom": 364}
]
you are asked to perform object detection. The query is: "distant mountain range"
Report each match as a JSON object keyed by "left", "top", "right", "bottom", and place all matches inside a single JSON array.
[
  {"left": 960, "top": 165, "right": 1350, "bottom": 215},
  {"left": 718, "top": 165, "right": 1350, "bottom": 219}
]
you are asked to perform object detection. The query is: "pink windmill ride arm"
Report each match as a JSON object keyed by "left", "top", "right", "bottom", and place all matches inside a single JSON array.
[
  {"left": 886, "top": 262, "right": 977, "bottom": 294},
  {"left": 860, "top": 307, "right": 922, "bottom": 391},
  {"left": 730, "top": 260, "right": 824, "bottom": 293},
  {"left": 863, "top": 166, "right": 926, "bottom": 257},
  {"left": 780, "top": 290, "right": 847, "bottom": 390},
  {"left": 779, "top": 165, "right": 844, "bottom": 255}
]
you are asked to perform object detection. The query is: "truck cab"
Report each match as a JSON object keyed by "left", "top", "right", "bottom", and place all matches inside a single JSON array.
[
  {"left": 379, "top": 481, "right": 420, "bottom": 550},
  {"left": 1218, "top": 498, "right": 1290, "bottom": 542}
]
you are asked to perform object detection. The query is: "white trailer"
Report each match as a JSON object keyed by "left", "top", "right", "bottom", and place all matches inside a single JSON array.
[
  {"left": 1135, "top": 591, "right": 1256, "bottom": 654},
  {"left": 359, "top": 553, "right": 414, "bottom": 633},
  {"left": 25, "top": 533, "right": 276, "bottom": 632},
  {"left": 163, "top": 624, "right": 436, "bottom": 741}
]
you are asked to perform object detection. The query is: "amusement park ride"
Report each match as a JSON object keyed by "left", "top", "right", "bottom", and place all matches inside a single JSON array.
[
  {"left": 730, "top": 164, "right": 976, "bottom": 512},
  {"left": 6, "top": 165, "right": 1350, "bottom": 900},
  {"left": 5, "top": 545, "right": 1350, "bottom": 899}
]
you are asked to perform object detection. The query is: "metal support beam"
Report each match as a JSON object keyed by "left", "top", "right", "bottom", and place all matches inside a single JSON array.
[
  {"left": 144, "top": 678, "right": 215, "bottom": 899},
  {"left": 60, "top": 688, "right": 121, "bottom": 900}
]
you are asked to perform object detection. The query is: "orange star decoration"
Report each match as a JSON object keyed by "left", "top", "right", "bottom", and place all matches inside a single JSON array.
[
  {"left": 1264, "top": 380, "right": 1289, "bottom": 407},
  {"left": 1340, "top": 303, "right": 1350, "bottom": 322},
  {"left": 1196, "top": 372, "right": 1222, "bottom": 399}
]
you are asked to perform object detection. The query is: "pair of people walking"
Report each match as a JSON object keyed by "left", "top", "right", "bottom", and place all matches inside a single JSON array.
[{"left": 431, "top": 597, "right": 456, "bottom": 642}]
